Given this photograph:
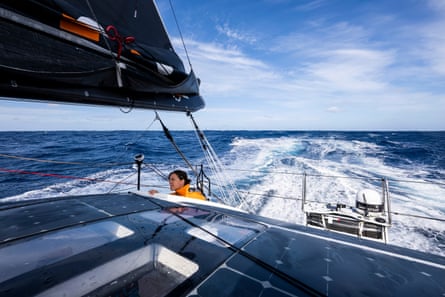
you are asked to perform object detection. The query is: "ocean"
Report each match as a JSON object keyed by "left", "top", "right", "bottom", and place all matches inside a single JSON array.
[{"left": 0, "top": 130, "right": 444, "bottom": 256}]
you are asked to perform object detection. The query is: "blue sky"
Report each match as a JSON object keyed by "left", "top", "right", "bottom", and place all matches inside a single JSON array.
[{"left": 1, "top": 0, "right": 444, "bottom": 131}]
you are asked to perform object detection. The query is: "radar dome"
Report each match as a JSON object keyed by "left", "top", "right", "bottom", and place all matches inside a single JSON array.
[{"left": 356, "top": 189, "right": 384, "bottom": 214}]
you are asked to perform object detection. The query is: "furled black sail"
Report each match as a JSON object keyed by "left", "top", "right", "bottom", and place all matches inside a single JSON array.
[{"left": 0, "top": 0, "right": 204, "bottom": 112}]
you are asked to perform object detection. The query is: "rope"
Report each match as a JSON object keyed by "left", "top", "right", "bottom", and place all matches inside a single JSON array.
[
  {"left": 0, "top": 167, "right": 171, "bottom": 193},
  {"left": 232, "top": 188, "right": 445, "bottom": 223},
  {"left": 168, "top": 0, "right": 192, "bottom": 69},
  {"left": 0, "top": 167, "right": 136, "bottom": 186},
  {"left": 108, "top": 113, "right": 173, "bottom": 190},
  {"left": 1, "top": 165, "right": 443, "bottom": 223},
  {"left": 85, "top": 0, "right": 135, "bottom": 111},
  {"left": 106, "top": 171, "right": 137, "bottom": 193},
  {"left": 188, "top": 113, "right": 247, "bottom": 208},
  {"left": 224, "top": 167, "right": 445, "bottom": 187},
  {"left": 390, "top": 211, "right": 445, "bottom": 222},
  {"left": 0, "top": 153, "right": 130, "bottom": 167},
  {"left": 145, "top": 163, "right": 168, "bottom": 180},
  {"left": 1, "top": 123, "right": 443, "bottom": 223},
  {"left": 105, "top": 25, "right": 135, "bottom": 59},
  {"left": 155, "top": 112, "right": 197, "bottom": 176},
  {"left": 85, "top": 0, "right": 114, "bottom": 58}
]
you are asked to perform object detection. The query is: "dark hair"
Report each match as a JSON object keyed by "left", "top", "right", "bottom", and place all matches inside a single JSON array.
[{"left": 169, "top": 170, "right": 191, "bottom": 185}]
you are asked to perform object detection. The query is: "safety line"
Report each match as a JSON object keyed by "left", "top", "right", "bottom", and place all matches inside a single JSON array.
[
  {"left": 0, "top": 167, "right": 141, "bottom": 187},
  {"left": 0, "top": 153, "right": 131, "bottom": 167}
]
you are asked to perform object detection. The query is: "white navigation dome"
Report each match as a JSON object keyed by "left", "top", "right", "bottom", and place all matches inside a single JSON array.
[{"left": 356, "top": 189, "right": 384, "bottom": 214}]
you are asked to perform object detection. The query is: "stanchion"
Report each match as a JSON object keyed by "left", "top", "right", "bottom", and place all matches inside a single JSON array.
[{"left": 134, "top": 154, "right": 144, "bottom": 191}]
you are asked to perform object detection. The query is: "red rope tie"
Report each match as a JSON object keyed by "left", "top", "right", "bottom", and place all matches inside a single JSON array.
[{"left": 105, "top": 25, "right": 135, "bottom": 59}]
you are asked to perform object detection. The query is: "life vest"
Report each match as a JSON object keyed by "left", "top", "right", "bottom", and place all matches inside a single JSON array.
[{"left": 173, "top": 184, "right": 206, "bottom": 201}]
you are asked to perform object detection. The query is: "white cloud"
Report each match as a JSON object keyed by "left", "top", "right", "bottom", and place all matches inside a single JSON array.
[
  {"left": 327, "top": 106, "right": 340, "bottom": 113},
  {"left": 174, "top": 38, "right": 278, "bottom": 97},
  {"left": 293, "top": 0, "right": 327, "bottom": 12},
  {"left": 418, "top": 20, "right": 445, "bottom": 76},
  {"left": 171, "top": 27, "right": 445, "bottom": 130},
  {"left": 215, "top": 23, "right": 257, "bottom": 44},
  {"left": 305, "top": 48, "right": 394, "bottom": 92},
  {"left": 2, "top": 1, "right": 445, "bottom": 131},
  {"left": 427, "top": 0, "right": 445, "bottom": 12}
]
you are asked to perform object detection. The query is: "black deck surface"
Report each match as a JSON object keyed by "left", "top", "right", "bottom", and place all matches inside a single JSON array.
[
  {"left": 1, "top": 193, "right": 444, "bottom": 296},
  {"left": 0, "top": 193, "right": 159, "bottom": 243}
]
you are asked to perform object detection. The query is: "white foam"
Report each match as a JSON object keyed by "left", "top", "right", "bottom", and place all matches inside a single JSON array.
[
  {"left": 225, "top": 135, "right": 445, "bottom": 257},
  {"left": 3, "top": 135, "right": 444, "bottom": 257},
  {"left": 1, "top": 168, "right": 167, "bottom": 202}
]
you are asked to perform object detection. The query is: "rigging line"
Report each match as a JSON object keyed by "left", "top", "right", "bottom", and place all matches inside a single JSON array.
[
  {"left": 226, "top": 168, "right": 382, "bottom": 182},
  {"left": 114, "top": 112, "right": 159, "bottom": 164},
  {"left": 102, "top": 112, "right": 167, "bottom": 189},
  {"left": 85, "top": 0, "right": 114, "bottom": 60},
  {"left": 213, "top": 167, "right": 445, "bottom": 187},
  {"left": 391, "top": 211, "right": 445, "bottom": 222},
  {"left": 168, "top": 0, "right": 192, "bottom": 68},
  {"left": 188, "top": 113, "right": 245, "bottom": 206},
  {"left": 245, "top": 190, "right": 445, "bottom": 222},
  {"left": 234, "top": 189, "right": 445, "bottom": 223},
  {"left": 85, "top": 0, "right": 128, "bottom": 90},
  {"left": 237, "top": 190, "right": 303, "bottom": 202},
  {"left": 119, "top": 100, "right": 134, "bottom": 113},
  {"left": 105, "top": 1, "right": 174, "bottom": 80},
  {"left": 122, "top": 111, "right": 159, "bottom": 148},
  {"left": 0, "top": 167, "right": 147, "bottom": 187},
  {"left": 0, "top": 153, "right": 130, "bottom": 167},
  {"left": 156, "top": 111, "right": 197, "bottom": 176},
  {"left": 107, "top": 171, "right": 137, "bottom": 193},
  {"left": 145, "top": 163, "right": 168, "bottom": 180},
  {"left": 188, "top": 116, "right": 228, "bottom": 201}
]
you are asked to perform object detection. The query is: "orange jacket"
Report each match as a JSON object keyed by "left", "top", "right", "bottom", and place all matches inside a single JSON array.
[{"left": 173, "top": 184, "right": 206, "bottom": 201}]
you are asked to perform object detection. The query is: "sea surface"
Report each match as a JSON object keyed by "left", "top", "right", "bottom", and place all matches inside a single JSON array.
[{"left": 1, "top": 130, "right": 444, "bottom": 256}]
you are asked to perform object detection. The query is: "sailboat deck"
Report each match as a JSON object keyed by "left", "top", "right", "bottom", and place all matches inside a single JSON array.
[{"left": 1, "top": 193, "right": 444, "bottom": 296}]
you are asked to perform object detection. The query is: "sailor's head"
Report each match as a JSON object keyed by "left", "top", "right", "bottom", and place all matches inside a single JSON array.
[{"left": 168, "top": 170, "right": 191, "bottom": 190}]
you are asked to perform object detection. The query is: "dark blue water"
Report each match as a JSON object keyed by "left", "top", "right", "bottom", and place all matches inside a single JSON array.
[
  {"left": 0, "top": 130, "right": 444, "bottom": 199},
  {"left": 1, "top": 130, "right": 444, "bottom": 255}
]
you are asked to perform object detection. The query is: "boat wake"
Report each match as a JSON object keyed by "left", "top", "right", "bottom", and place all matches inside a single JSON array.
[
  {"left": 223, "top": 135, "right": 445, "bottom": 256},
  {"left": 1, "top": 132, "right": 444, "bottom": 256}
]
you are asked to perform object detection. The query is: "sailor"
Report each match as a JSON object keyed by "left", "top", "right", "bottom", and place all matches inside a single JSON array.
[{"left": 149, "top": 170, "right": 206, "bottom": 200}]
